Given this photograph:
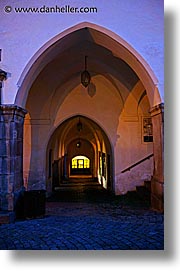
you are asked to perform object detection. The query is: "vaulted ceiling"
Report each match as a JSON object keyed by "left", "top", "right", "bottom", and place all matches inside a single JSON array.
[{"left": 26, "top": 27, "right": 146, "bottom": 119}]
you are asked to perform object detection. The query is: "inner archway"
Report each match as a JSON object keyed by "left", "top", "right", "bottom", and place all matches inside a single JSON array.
[{"left": 46, "top": 115, "right": 113, "bottom": 193}]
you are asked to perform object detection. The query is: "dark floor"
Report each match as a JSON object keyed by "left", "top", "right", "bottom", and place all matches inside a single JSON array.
[{"left": 0, "top": 182, "right": 164, "bottom": 250}]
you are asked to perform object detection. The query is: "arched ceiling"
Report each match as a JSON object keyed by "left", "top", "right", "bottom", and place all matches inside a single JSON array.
[
  {"left": 17, "top": 23, "right": 162, "bottom": 108},
  {"left": 33, "top": 28, "right": 139, "bottom": 88},
  {"left": 48, "top": 115, "right": 112, "bottom": 157},
  {"left": 32, "top": 37, "right": 139, "bottom": 92},
  {"left": 25, "top": 27, "right": 143, "bottom": 115}
]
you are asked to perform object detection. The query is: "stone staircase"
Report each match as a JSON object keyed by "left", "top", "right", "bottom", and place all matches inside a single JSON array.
[
  {"left": 136, "top": 181, "right": 151, "bottom": 200},
  {"left": 48, "top": 180, "right": 152, "bottom": 207},
  {"left": 125, "top": 181, "right": 151, "bottom": 207},
  {"left": 48, "top": 181, "right": 113, "bottom": 203}
]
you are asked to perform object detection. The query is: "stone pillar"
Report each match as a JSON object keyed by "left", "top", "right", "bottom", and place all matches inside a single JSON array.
[
  {"left": 0, "top": 105, "right": 27, "bottom": 211},
  {"left": 150, "top": 103, "right": 164, "bottom": 212}
]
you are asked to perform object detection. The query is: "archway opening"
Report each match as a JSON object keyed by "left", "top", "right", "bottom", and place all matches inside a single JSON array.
[{"left": 46, "top": 115, "right": 113, "bottom": 193}]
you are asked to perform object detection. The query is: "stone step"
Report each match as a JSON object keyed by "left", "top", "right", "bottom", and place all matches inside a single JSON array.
[
  {"left": 56, "top": 181, "right": 100, "bottom": 189},
  {"left": 63, "top": 177, "right": 95, "bottom": 184},
  {"left": 123, "top": 181, "right": 151, "bottom": 207},
  {"left": 48, "top": 182, "right": 113, "bottom": 203},
  {"left": 136, "top": 185, "right": 150, "bottom": 194},
  {"left": 136, "top": 185, "right": 151, "bottom": 202},
  {"left": 144, "top": 180, "right": 151, "bottom": 192}
]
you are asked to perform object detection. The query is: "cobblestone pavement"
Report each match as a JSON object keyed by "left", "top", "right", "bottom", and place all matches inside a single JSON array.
[{"left": 0, "top": 200, "right": 164, "bottom": 250}]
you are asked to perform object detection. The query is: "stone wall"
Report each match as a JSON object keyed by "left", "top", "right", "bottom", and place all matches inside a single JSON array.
[{"left": 0, "top": 105, "right": 27, "bottom": 211}]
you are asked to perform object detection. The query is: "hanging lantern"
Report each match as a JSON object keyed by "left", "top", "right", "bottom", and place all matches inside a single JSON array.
[
  {"left": 77, "top": 117, "right": 82, "bottom": 132},
  {"left": 76, "top": 141, "right": 81, "bottom": 148},
  {"left": 81, "top": 56, "right": 91, "bottom": 88}
]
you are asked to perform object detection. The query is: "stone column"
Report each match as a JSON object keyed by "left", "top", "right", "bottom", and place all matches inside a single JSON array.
[
  {"left": 150, "top": 103, "right": 164, "bottom": 212},
  {"left": 0, "top": 105, "right": 27, "bottom": 211}
]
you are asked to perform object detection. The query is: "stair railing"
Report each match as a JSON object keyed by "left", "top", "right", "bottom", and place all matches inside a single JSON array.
[{"left": 121, "top": 154, "right": 154, "bottom": 173}]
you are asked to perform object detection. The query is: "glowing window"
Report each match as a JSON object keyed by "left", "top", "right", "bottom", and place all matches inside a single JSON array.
[
  {"left": 84, "top": 159, "right": 89, "bottom": 168},
  {"left": 71, "top": 156, "right": 90, "bottom": 169},
  {"left": 72, "top": 159, "right": 78, "bottom": 168}
]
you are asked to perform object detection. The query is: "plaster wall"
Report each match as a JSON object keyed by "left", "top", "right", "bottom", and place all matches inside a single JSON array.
[
  {"left": 0, "top": 0, "right": 164, "bottom": 104},
  {"left": 115, "top": 118, "right": 153, "bottom": 194},
  {"left": 54, "top": 77, "right": 123, "bottom": 144}
]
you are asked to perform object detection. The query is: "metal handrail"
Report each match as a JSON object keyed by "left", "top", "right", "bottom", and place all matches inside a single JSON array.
[{"left": 121, "top": 153, "right": 154, "bottom": 173}]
